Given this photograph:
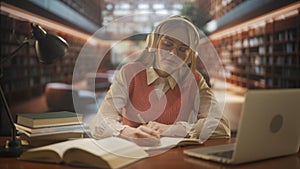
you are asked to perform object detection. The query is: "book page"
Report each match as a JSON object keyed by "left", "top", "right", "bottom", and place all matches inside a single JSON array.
[
  {"left": 142, "top": 137, "right": 202, "bottom": 150},
  {"left": 19, "top": 139, "right": 83, "bottom": 163},
  {"left": 15, "top": 123, "right": 85, "bottom": 134},
  {"left": 63, "top": 137, "right": 149, "bottom": 169},
  {"left": 65, "top": 137, "right": 149, "bottom": 159}
]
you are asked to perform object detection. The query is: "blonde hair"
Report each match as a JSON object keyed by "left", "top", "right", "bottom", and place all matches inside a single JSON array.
[{"left": 141, "top": 15, "right": 200, "bottom": 73}]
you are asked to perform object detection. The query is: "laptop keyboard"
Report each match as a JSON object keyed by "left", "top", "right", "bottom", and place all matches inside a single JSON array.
[{"left": 209, "top": 150, "right": 234, "bottom": 159}]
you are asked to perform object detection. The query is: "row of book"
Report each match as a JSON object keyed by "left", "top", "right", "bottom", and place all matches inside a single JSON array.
[{"left": 15, "top": 111, "right": 87, "bottom": 146}]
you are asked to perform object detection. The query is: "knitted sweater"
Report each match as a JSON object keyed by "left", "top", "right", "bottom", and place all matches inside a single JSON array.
[{"left": 122, "top": 62, "right": 201, "bottom": 127}]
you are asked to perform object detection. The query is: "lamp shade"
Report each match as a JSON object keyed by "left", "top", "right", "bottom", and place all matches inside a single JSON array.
[{"left": 31, "top": 24, "right": 69, "bottom": 64}]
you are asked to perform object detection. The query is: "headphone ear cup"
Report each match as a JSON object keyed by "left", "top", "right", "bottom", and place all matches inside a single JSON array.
[
  {"left": 146, "top": 33, "right": 160, "bottom": 52},
  {"left": 145, "top": 34, "right": 153, "bottom": 52}
]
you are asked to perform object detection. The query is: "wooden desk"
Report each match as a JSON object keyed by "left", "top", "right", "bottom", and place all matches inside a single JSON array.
[{"left": 0, "top": 138, "right": 299, "bottom": 169}]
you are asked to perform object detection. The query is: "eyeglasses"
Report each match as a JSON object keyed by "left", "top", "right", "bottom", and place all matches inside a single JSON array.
[{"left": 158, "top": 36, "right": 191, "bottom": 59}]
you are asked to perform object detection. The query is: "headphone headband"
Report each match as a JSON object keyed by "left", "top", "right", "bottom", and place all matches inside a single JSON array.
[{"left": 146, "top": 16, "right": 200, "bottom": 52}]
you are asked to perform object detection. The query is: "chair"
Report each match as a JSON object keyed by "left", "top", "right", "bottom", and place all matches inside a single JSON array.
[{"left": 45, "top": 83, "right": 96, "bottom": 112}]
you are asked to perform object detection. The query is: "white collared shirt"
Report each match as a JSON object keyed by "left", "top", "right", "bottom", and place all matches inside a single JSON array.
[{"left": 90, "top": 64, "right": 231, "bottom": 140}]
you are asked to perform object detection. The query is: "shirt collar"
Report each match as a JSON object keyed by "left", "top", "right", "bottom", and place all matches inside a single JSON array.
[{"left": 146, "top": 67, "right": 177, "bottom": 89}]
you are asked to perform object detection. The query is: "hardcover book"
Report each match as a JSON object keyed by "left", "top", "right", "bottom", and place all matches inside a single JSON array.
[{"left": 17, "top": 111, "right": 83, "bottom": 128}]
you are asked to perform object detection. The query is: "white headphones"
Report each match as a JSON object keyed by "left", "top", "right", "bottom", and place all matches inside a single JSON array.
[{"left": 145, "top": 15, "right": 200, "bottom": 53}]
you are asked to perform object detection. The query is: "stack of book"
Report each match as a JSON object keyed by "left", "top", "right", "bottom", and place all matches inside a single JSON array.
[{"left": 15, "top": 111, "right": 86, "bottom": 146}]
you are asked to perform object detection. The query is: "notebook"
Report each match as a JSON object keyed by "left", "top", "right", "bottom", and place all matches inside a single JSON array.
[{"left": 184, "top": 89, "right": 300, "bottom": 164}]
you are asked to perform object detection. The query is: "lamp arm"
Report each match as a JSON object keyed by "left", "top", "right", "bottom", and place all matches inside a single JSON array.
[
  {"left": 0, "top": 36, "right": 33, "bottom": 157},
  {"left": 0, "top": 23, "right": 68, "bottom": 157},
  {"left": 0, "top": 37, "right": 32, "bottom": 67},
  {"left": 0, "top": 86, "right": 18, "bottom": 144},
  {"left": 0, "top": 36, "right": 32, "bottom": 139}
]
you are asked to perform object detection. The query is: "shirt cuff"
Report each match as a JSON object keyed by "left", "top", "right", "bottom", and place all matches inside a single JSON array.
[{"left": 175, "top": 121, "right": 194, "bottom": 134}]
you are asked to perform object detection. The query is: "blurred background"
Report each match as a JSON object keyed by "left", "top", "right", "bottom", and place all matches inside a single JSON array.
[{"left": 1, "top": 0, "right": 299, "bottom": 136}]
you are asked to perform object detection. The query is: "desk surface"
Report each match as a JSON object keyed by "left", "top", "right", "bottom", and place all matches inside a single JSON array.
[{"left": 1, "top": 138, "right": 299, "bottom": 169}]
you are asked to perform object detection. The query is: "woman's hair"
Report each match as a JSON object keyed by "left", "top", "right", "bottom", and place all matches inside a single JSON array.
[{"left": 139, "top": 15, "right": 200, "bottom": 73}]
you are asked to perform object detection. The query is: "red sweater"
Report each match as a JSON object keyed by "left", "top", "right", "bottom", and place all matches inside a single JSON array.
[{"left": 122, "top": 62, "right": 201, "bottom": 127}]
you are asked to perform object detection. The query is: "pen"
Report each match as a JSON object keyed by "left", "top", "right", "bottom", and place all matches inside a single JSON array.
[
  {"left": 137, "top": 114, "right": 147, "bottom": 125},
  {"left": 137, "top": 114, "right": 160, "bottom": 138}
]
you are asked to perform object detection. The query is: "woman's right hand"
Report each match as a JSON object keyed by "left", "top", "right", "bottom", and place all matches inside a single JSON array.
[{"left": 120, "top": 125, "right": 161, "bottom": 146}]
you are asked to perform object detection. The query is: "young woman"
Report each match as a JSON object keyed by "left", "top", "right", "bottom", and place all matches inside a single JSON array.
[{"left": 90, "top": 16, "right": 231, "bottom": 146}]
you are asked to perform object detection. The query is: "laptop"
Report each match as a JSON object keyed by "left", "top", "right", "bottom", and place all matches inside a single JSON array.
[{"left": 184, "top": 89, "right": 300, "bottom": 164}]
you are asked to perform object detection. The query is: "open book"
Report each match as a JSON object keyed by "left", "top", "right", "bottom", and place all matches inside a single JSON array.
[
  {"left": 19, "top": 137, "right": 149, "bottom": 169},
  {"left": 142, "top": 137, "right": 203, "bottom": 151}
]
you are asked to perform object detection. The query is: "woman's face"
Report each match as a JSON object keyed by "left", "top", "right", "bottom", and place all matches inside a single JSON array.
[{"left": 155, "top": 27, "right": 191, "bottom": 76}]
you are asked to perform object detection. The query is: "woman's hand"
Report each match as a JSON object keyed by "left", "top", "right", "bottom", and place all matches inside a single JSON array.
[
  {"left": 147, "top": 121, "right": 187, "bottom": 137},
  {"left": 146, "top": 121, "right": 169, "bottom": 135},
  {"left": 120, "top": 125, "right": 161, "bottom": 146}
]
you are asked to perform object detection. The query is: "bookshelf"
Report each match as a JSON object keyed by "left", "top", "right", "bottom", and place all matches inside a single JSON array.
[
  {"left": 210, "top": 0, "right": 246, "bottom": 19},
  {"left": 0, "top": 15, "right": 86, "bottom": 104},
  {"left": 212, "top": 11, "right": 299, "bottom": 89},
  {"left": 0, "top": 13, "right": 111, "bottom": 135}
]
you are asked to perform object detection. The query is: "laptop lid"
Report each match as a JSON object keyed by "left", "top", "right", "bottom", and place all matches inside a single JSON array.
[
  {"left": 232, "top": 89, "right": 300, "bottom": 164},
  {"left": 184, "top": 89, "right": 300, "bottom": 164}
]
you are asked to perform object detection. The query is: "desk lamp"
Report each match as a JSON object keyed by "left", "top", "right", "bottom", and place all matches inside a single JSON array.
[{"left": 0, "top": 23, "right": 69, "bottom": 157}]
